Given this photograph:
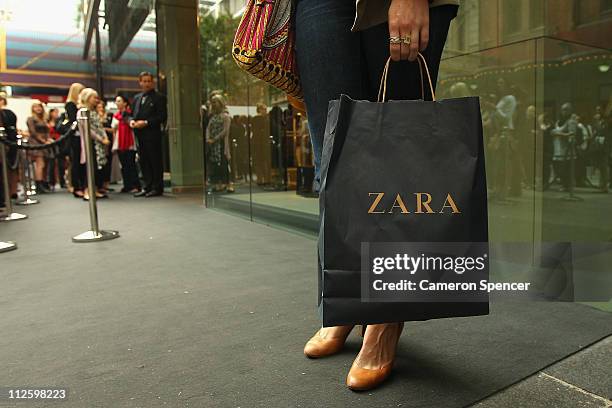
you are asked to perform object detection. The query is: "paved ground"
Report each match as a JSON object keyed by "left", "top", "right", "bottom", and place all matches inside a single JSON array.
[
  {"left": 0, "top": 191, "right": 611, "bottom": 408},
  {"left": 473, "top": 336, "right": 612, "bottom": 408}
]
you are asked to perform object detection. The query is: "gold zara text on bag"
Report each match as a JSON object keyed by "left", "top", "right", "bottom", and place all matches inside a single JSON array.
[{"left": 232, "top": 0, "right": 303, "bottom": 99}]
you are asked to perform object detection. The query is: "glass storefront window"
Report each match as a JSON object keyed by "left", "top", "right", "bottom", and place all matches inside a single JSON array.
[
  {"left": 201, "top": 0, "right": 612, "bottom": 249},
  {"left": 200, "top": 6, "right": 318, "bottom": 235}
]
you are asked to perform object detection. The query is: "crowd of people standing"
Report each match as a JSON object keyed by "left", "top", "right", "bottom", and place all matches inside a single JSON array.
[{"left": 0, "top": 72, "right": 167, "bottom": 206}]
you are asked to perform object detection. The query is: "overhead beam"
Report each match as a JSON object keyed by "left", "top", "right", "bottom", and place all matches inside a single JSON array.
[
  {"left": 82, "top": 0, "right": 101, "bottom": 60},
  {"left": 106, "top": 0, "right": 151, "bottom": 62}
]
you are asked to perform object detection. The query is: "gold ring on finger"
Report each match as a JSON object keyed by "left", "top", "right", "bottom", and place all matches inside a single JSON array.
[
  {"left": 401, "top": 35, "right": 411, "bottom": 45},
  {"left": 389, "top": 36, "right": 402, "bottom": 44}
]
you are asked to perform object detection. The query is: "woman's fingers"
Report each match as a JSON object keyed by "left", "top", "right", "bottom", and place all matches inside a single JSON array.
[
  {"left": 399, "top": 27, "right": 410, "bottom": 60},
  {"left": 419, "top": 22, "right": 430, "bottom": 51},
  {"left": 389, "top": 26, "right": 401, "bottom": 61},
  {"left": 407, "top": 29, "right": 420, "bottom": 61}
]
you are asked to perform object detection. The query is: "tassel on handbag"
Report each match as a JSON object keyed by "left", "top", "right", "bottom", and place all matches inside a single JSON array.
[{"left": 232, "top": 0, "right": 303, "bottom": 100}]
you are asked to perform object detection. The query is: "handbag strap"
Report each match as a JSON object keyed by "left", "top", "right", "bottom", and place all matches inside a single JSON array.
[{"left": 377, "top": 52, "right": 436, "bottom": 102}]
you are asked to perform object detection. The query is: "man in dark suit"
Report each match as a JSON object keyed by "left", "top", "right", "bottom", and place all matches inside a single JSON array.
[{"left": 130, "top": 71, "right": 167, "bottom": 197}]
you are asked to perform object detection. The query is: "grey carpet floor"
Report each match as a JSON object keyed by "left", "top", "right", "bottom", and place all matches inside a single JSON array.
[{"left": 1, "top": 193, "right": 611, "bottom": 408}]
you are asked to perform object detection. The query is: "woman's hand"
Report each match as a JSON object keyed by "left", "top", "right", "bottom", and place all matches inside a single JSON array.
[{"left": 388, "top": 0, "right": 430, "bottom": 61}]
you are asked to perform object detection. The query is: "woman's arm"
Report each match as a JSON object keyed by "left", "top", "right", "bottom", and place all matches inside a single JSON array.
[
  {"left": 222, "top": 114, "right": 231, "bottom": 141},
  {"left": 90, "top": 117, "right": 109, "bottom": 144},
  {"left": 26, "top": 117, "right": 35, "bottom": 138}
]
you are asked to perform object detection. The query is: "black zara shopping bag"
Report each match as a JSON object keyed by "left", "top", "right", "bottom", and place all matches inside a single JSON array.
[{"left": 318, "top": 55, "right": 490, "bottom": 326}]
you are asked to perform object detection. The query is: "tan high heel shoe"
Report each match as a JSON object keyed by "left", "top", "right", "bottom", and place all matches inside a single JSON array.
[
  {"left": 346, "top": 322, "right": 404, "bottom": 391},
  {"left": 303, "top": 325, "right": 354, "bottom": 358}
]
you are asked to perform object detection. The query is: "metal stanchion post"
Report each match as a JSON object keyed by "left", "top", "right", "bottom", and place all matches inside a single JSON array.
[
  {"left": 15, "top": 137, "right": 39, "bottom": 206},
  {"left": 27, "top": 159, "right": 37, "bottom": 197},
  {"left": 0, "top": 240, "right": 17, "bottom": 253},
  {"left": 72, "top": 108, "right": 119, "bottom": 243},
  {"left": 0, "top": 128, "right": 27, "bottom": 221}
]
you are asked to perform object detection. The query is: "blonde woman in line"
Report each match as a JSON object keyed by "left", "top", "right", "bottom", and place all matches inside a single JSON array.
[
  {"left": 65, "top": 82, "right": 86, "bottom": 197},
  {"left": 77, "top": 88, "right": 110, "bottom": 200}
]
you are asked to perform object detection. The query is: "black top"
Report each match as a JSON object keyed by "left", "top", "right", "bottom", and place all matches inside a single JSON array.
[
  {"left": 0, "top": 108, "right": 17, "bottom": 138},
  {"left": 65, "top": 101, "right": 78, "bottom": 122},
  {"left": 65, "top": 101, "right": 80, "bottom": 137},
  {"left": 0, "top": 109, "right": 18, "bottom": 166},
  {"left": 132, "top": 90, "right": 167, "bottom": 135}
]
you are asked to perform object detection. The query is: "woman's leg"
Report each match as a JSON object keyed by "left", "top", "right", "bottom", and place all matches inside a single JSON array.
[
  {"left": 46, "top": 156, "right": 55, "bottom": 186},
  {"left": 120, "top": 150, "right": 140, "bottom": 191},
  {"left": 102, "top": 150, "right": 112, "bottom": 188},
  {"left": 70, "top": 137, "right": 83, "bottom": 192},
  {"left": 33, "top": 154, "right": 51, "bottom": 193},
  {"left": 296, "top": 0, "right": 364, "bottom": 354},
  {"left": 295, "top": 0, "right": 367, "bottom": 191},
  {"left": 94, "top": 158, "right": 105, "bottom": 192},
  {"left": 58, "top": 155, "right": 67, "bottom": 188},
  {"left": 79, "top": 163, "right": 87, "bottom": 191},
  {"left": 128, "top": 151, "right": 141, "bottom": 190},
  {"left": 34, "top": 155, "right": 45, "bottom": 182},
  {"left": 118, "top": 150, "right": 129, "bottom": 190}
]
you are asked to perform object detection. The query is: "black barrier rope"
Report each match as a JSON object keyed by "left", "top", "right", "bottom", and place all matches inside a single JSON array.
[{"left": 0, "top": 122, "right": 77, "bottom": 151}]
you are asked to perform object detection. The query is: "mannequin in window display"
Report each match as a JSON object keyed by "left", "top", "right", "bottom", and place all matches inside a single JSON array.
[
  {"left": 284, "top": 105, "right": 297, "bottom": 169},
  {"left": 300, "top": 119, "right": 313, "bottom": 168},
  {"left": 205, "top": 95, "right": 233, "bottom": 193},
  {"left": 251, "top": 103, "right": 272, "bottom": 186},
  {"left": 239, "top": 115, "right": 251, "bottom": 182},
  {"left": 230, "top": 115, "right": 249, "bottom": 182},
  {"left": 296, "top": 118, "right": 317, "bottom": 197},
  {"left": 269, "top": 105, "right": 285, "bottom": 185}
]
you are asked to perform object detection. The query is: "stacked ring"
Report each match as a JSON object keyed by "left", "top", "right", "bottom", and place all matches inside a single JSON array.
[{"left": 389, "top": 36, "right": 411, "bottom": 45}]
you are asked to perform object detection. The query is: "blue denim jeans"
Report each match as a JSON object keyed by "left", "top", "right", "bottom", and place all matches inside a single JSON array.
[{"left": 295, "top": 0, "right": 458, "bottom": 191}]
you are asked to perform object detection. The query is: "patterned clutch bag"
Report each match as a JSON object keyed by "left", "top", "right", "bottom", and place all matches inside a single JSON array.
[{"left": 232, "top": 0, "right": 303, "bottom": 100}]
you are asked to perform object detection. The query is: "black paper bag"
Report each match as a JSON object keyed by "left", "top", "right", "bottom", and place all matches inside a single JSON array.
[{"left": 318, "top": 57, "right": 490, "bottom": 326}]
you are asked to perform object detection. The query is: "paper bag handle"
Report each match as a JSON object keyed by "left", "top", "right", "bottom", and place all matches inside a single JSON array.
[{"left": 377, "top": 52, "right": 436, "bottom": 102}]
